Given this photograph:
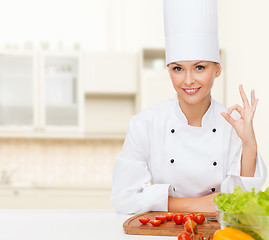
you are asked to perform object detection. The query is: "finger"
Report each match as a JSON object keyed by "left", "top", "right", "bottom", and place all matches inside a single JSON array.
[
  {"left": 252, "top": 98, "right": 259, "bottom": 116},
  {"left": 227, "top": 104, "right": 244, "bottom": 116},
  {"left": 251, "top": 89, "right": 256, "bottom": 106},
  {"left": 250, "top": 89, "right": 259, "bottom": 112},
  {"left": 221, "top": 112, "right": 236, "bottom": 127},
  {"left": 239, "top": 84, "right": 250, "bottom": 108}
]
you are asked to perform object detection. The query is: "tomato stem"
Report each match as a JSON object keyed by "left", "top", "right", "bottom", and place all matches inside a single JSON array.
[
  {"left": 191, "top": 224, "right": 195, "bottom": 238},
  {"left": 203, "top": 217, "right": 214, "bottom": 239}
]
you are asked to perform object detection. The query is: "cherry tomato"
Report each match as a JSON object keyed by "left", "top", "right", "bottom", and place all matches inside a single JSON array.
[
  {"left": 155, "top": 215, "right": 166, "bottom": 223},
  {"left": 178, "top": 232, "right": 191, "bottom": 240},
  {"left": 194, "top": 214, "right": 205, "bottom": 224},
  {"left": 191, "top": 232, "right": 204, "bottom": 240},
  {"left": 188, "top": 212, "right": 196, "bottom": 219},
  {"left": 174, "top": 214, "right": 184, "bottom": 225},
  {"left": 139, "top": 217, "right": 150, "bottom": 224},
  {"left": 150, "top": 220, "right": 162, "bottom": 226},
  {"left": 184, "top": 219, "right": 197, "bottom": 234},
  {"left": 164, "top": 212, "right": 174, "bottom": 221},
  {"left": 183, "top": 215, "right": 193, "bottom": 224}
]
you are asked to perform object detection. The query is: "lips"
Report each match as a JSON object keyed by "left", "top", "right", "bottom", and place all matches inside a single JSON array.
[{"left": 182, "top": 87, "right": 201, "bottom": 95}]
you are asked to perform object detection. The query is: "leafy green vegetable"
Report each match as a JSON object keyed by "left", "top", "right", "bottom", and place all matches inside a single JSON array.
[{"left": 214, "top": 186, "right": 269, "bottom": 240}]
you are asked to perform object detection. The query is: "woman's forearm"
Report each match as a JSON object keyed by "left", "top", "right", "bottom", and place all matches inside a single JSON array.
[
  {"left": 168, "top": 193, "right": 217, "bottom": 212},
  {"left": 241, "top": 137, "right": 257, "bottom": 177}
]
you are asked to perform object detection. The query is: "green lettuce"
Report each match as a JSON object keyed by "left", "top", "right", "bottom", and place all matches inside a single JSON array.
[{"left": 214, "top": 186, "right": 269, "bottom": 240}]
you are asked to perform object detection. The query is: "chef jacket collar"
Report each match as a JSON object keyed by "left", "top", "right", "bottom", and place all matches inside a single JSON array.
[{"left": 174, "top": 94, "right": 214, "bottom": 127}]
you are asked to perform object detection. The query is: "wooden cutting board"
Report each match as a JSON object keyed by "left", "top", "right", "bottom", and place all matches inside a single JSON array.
[{"left": 123, "top": 211, "right": 220, "bottom": 237}]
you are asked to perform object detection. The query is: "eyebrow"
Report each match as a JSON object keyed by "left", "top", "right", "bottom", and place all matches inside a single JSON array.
[{"left": 172, "top": 61, "right": 204, "bottom": 66}]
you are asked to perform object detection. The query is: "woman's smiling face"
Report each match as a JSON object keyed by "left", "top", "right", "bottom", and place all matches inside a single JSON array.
[{"left": 168, "top": 60, "right": 222, "bottom": 106}]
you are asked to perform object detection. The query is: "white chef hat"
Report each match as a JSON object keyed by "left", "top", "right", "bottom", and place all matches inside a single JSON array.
[{"left": 163, "top": 0, "right": 220, "bottom": 65}]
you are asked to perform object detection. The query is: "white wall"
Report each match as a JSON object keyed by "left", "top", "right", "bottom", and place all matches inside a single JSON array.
[
  {"left": 0, "top": 0, "right": 164, "bottom": 51},
  {"left": 0, "top": 0, "right": 109, "bottom": 51},
  {"left": 218, "top": 0, "right": 269, "bottom": 188}
]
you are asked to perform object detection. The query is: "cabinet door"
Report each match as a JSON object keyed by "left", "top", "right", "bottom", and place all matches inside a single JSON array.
[
  {"left": 85, "top": 95, "right": 135, "bottom": 135},
  {"left": 85, "top": 52, "right": 137, "bottom": 94},
  {"left": 0, "top": 51, "right": 37, "bottom": 130},
  {"left": 40, "top": 52, "right": 84, "bottom": 132}
]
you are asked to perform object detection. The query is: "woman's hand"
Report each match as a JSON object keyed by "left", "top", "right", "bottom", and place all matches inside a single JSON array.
[
  {"left": 221, "top": 84, "right": 258, "bottom": 177},
  {"left": 221, "top": 84, "right": 258, "bottom": 145},
  {"left": 168, "top": 193, "right": 218, "bottom": 212},
  {"left": 198, "top": 193, "right": 218, "bottom": 212}
]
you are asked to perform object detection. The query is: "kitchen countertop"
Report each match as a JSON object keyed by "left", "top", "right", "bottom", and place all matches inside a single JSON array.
[
  {"left": 0, "top": 209, "right": 175, "bottom": 240},
  {"left": 0, "top": 184, "right": 111, "bottom": 190}
]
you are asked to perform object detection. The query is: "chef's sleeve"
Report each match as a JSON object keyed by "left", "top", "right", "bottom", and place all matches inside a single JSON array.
[
  {"left": 221, "top": 125, "right": 267, "bottom": 193},
  {"left": 111, "top": 115, "right": 170, "bottom": 214}
]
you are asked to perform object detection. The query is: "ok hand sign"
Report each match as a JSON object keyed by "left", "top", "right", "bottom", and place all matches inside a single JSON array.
[{"left": 221, "top": 84, "right": 258, "bottom": 144}]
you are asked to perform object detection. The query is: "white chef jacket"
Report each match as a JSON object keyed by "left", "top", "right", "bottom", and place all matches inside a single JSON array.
[{"left": 111, "top": 94, "right": 267, "bottom": 214}]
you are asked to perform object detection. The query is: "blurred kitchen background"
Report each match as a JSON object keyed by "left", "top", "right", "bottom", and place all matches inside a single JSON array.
[{"left": 0, "top": 0, "right": 268, "bottom": 209}]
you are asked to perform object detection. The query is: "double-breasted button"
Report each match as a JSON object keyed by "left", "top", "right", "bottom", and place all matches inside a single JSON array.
[
  {"left": 213, "top": 162, "right": 217, "bottom": 166},
  {"left": 212, "top": 128, "right": 216, "bottom": 133},
  {"left": 211, "top": 188, "right": 216, "bottom": 192},
  {"left": 171, "top": 129, "right": 175, "bottom": 133},
  {"left": 170, "top": 159, "right": 174, "bottom": 163}
]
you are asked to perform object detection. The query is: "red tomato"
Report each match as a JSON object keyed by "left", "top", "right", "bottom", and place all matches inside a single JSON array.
[
  {"left": 183, "top": 215, "right": 193, "bottom": 224},
  {"left": 139, "top": 217, "right": 150, "bottom": 224},
  {"left": 188, "top": 212, "right": 196, "bottom": 219},
  {"left": 164, "top": 212, "right": 174, "bottom": 221},
  {"left": 194, "top": 214, "right": 205, "bottom": 224},
  {"left": 191, "top": 232, "right": 204, "bottom": 240},
  {"left": 184, "top": 219, "right": 197, "bottom": 234},
  {"left": 155, "top": 215, "right": 166, "bottom": 223},
  {"left": 174, "top": 214, "right": 184, "bottom": 225},
  {"left": 178, "top": 232, "right": 191, "bottom": 240},
  {"left": 150, "top": 220, "right": 161, "bottom": 226}
]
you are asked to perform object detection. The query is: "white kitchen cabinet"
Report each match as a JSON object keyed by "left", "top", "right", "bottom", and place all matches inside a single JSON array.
[
  {"left": 0, "top": 50, "right": 138, "bottom": 139},
  {"left": 0, "top": 188, "right": 112, "bottom": 209},
  {"left": 85, "top": 52, "right": 137, "bottom": 94},
  {"left": 0, "top": 51, "right": 38, "bottom": 132},
  {"left": 40, "top": 52, "right": 84, "bottom": 133},
  {"left": 84, "top": 95, "right": 135, "bottom": 138},
  {"left": 84, "top": 52, "right": 138, "bottom": 138},
  {"left": 0, "top": 50, "right": 84, "bottom": 137}
]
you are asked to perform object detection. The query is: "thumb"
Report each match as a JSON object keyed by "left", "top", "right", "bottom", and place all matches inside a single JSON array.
[{"left": 221, "top": 112, "right": 236, "bottom": 127}]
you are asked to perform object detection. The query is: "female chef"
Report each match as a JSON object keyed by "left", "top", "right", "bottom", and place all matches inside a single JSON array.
[{"left": 111, "top": 0, "right": 267, "bottom": 214}]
